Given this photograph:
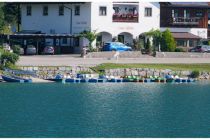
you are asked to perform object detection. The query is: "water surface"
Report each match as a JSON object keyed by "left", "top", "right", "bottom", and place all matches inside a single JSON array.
[{"left": 0, "top": 82, "right": 210, "bottom": 138}]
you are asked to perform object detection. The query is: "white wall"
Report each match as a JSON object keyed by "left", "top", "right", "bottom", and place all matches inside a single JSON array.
[
  {"left": 91, "top": 2, "right": 160, "bottom": 38},
  {"left": 21, "top": 3, "right": 91, "bottom": 34},
  {"left": 21, "top": 2, "right": 161, "bottom": 48},
  {"left": 160, "top": 27, "right": 208, "bottom": 39}
]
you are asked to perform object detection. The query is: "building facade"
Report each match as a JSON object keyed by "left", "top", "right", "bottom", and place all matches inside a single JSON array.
[
  {"left": 20, "top": 2, "right": 210, "bottom": 52},
  {"left": 160, "top": 2, "right": 210, "bottom": 48},
  {"left": 21, "top": 2, "right": 160, "bottom": 47}
]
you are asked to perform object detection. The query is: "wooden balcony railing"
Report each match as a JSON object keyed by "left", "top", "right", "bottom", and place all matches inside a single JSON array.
[
  {"left": 112, "top": 13, "right": 138, "bottom": 22},
  {"left": 171, "top": 17, "right": 201, "bottom": 25}
]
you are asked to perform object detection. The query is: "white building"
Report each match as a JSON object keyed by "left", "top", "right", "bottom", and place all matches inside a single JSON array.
[
  {"left": 21, "top": 2, "right": 160, "bottom": 47},
  {"left": 20, "top": 2, "right": 210, "bottom": 52}
]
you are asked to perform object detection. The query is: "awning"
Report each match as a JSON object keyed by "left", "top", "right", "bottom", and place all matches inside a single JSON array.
[
  {"left": 0, "top": 33, "right": 77, "bottom": 39},
  {"left": 172, "top": 32, "right": 201, "bottom": 40}
]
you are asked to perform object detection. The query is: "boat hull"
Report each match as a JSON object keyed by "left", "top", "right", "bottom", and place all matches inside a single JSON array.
[{"left": 2, "top": 75, "right": 32, "bottom": 83}]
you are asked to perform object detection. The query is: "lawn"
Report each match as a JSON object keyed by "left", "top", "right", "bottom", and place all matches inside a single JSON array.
[{"left": 92, "top": 63, "right": 210, "bottom": 72}]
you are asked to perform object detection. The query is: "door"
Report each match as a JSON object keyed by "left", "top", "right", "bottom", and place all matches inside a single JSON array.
[{"left": 118, "top": 35, "right": 124, "bottom": 44}]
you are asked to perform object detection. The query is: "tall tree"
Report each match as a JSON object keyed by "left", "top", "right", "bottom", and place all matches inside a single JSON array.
[
  {"left": 80, "top": 30, "right": 98, "bottom": 51},
  {"left": 0, "top": 2, "right": 20, "bottom": 33},
  {"left": 0, "top": 3, "right": 5, "bottom": 33},
  {"left": 161, "top": 29, "right": 176, "bottom": 52},
  {"left": 2, "top": 3, "right": 19, "bottom": 25}
]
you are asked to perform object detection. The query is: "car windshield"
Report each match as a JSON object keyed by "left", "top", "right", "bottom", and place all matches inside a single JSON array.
[{"left": 116, "top": 42, "right": 124, "bottom": 45}]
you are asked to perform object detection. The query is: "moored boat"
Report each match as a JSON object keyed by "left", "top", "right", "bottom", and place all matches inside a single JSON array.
[
  {"left": 166, "top": 78, "right": 174, "bottom": 83},
  {"left": 88, "top": 78, "right": 98, "bottom": 83},
  {"left": 144, "top": 78, "right": 151, "bottom": 83},
  {"left": 2, "top": 75, "right": 32, "bottom": 83}
]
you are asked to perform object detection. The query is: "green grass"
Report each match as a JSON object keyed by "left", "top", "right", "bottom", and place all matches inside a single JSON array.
[{"left": 92, "top": 63, "right": 210, "bottom": 73}]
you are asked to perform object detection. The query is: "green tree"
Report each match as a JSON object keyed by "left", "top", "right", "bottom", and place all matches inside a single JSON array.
[
  {"left": 144, "top": 29, "right": 162, "bottom": 53},
  {"left": 145, "top": 38, "right": 152, "bottom": 54},
  {"left": 0, "top": 49, "right": 19, "bottom": 69},
  {"left": 80, "top": 30, "right": 98, "bottom": 51},
  {"left": 0, "top": 3, "right": 5, "bottom": 33},
  {"left": 2, "top": 3, "right": 20, "bottom": 26},
  {"left": 161, "top": 29, "right": 176, "bottom": 52},
  {"left": 0, "top": 3, "right": 20, "bottom": 34}
]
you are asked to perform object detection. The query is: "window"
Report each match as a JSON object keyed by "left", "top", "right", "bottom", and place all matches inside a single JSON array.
[
  {"left": 176, "top": 40, "right": 187, "bottom": 47},
  {"left": 99, "top": 6, "right": 107, "bottom": 16},
  {"left": 62, "top": 38, "right": 67, "bottom": 44},
  {"left": 43, "top": 6, "right": 48, "bottom": 16},
  {"left": 59, "top": 5, "right": 64, "bottom": 16},
  {"left": 145, "top": 7, "right": 152, "bottom": 17},
  {"left": 196, "top": 10, "right": 203, "bottom": 17},
  {"left": 75, "top": 6, "right": 80, "bottom": 16},
  {"left": 26, "top": 6, "right": 31, "bottom": 16},
  {"left": 74, "top": 38, "right": 79, "bottom": 46},
  {"left": 172, "top": 9, "right": 179, "bottom": 17},
  {"left": 184, "top": 9, "right": 190, "bottom": 18}
]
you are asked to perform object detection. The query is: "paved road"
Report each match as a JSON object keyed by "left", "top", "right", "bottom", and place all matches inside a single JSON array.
[{"left": 17, "top": 55, "right": 210, "bottom": 66}]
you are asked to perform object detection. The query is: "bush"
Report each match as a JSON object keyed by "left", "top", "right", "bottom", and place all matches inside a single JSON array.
[
  {"left": 175, "top": 48, "right": 185, "bottom": 52},
  {"left": 145, "top": 38, "right": 152, "bottom": 54},
  {"left": 1, "top": 51, "right": 19, "bottom": 67},
  {"left": 161, "top": 29, "right": 176, "bottom": 52},
  {"left": 11, "top": 45, "right": 21, "bottom": 55},
  {"left": 190, "top": 70, "right": 200, "bottom": 78}
]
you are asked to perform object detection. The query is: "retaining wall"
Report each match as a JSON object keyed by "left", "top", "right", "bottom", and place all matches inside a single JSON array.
[
  {"left": 105, "top": 68, "right": 210, "bottom": 79},
  {"left": 85, "top": 51, "right": 150, "bottom": 58},
  {"left": 156, "top": 52, "right": 210, "bottom": 58}
]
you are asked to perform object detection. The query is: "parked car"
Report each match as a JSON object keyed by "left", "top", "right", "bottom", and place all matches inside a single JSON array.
[
  {"left": 19, "top": 47, "right": 24, "bottom": 55},
  {"left": 189, "top": 45, "right": 210, "bottom": 53},
  {"left": 102, "top": 42, "right": 132, "bottom": 51},
  {"left": 43, "top": 46, "right": 54, "bottom": 55},
  {"left": 26, "top": 45, "right": 36, "bottom": 55}
]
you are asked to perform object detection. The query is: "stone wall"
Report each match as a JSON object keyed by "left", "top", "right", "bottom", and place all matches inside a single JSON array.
[
  {"left": 105, "top": 68, "right": 210, "bottom": 79},
  {"left": 156, "top": 52, "right": 210, "bottom": 58},
  {"left": 19, "top": 66, "right": 210, "bottom": 80},
  {"left": 20, "top": 66, "right": 93, "bottom": 79},
  {"left": 85, "top": 51, "right": 150, "bottom": 58}
]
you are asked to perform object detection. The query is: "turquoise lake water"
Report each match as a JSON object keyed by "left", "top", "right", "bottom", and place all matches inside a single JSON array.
[{"left": 0, "top": 82, "right": 210, "bottom": 138}]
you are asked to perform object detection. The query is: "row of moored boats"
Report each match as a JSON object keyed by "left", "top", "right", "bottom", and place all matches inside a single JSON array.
[{"left": 0, "top": 74, "right": 195, "bottom": 83}]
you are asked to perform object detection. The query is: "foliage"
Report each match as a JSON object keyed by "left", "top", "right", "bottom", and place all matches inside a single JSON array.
[
  {"left": 190, "top": 70, "right": 200, "bottom": 78},
  {"left": 0, "top": 3, "right": 5, "bottom": 33},
  {"left": 2, "top": 3, "right": 19, "bottom": 25},
  {"left": 145, "top": 38, "right": 152, "bottom": 54},
  {"left": 80, "top": 30, "right": 98, "bottom": 52},
  {"left": 175, "top": 48, "right": 185, "bottom": 52},
  {"left": 92, "top": 63, "right": 210, "bottom": 73},
  {"left": 161, "top": 29, "right": 176, "bottom": 52},
  {"left": 145, "top": 29, "right": 162, "bottom": 49},
  {"left": 0, "top": 49, "right": 19, "bottom": 69},
  {"left": 0, "top": 3, "right": 20, "bottom": 33},
  {"left": 202, "top": 40, "right": 210, "bottom": 45},
  {"left": 11, "top": 45, "right": 21, "bottom": 54},
  {"left": 77, "top": 70, "right": 91, "bottom": 74},
  {"left": 133, "top": 38, "right": 143, "bottom": 51}
]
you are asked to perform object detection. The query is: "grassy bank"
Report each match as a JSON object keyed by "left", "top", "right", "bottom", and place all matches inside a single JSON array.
[{"left": 92, "top": 63, "right": 210, "bottom": 72}]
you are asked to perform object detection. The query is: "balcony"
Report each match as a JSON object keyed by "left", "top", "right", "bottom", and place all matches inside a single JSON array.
[
  {"left": 113, "top": 13, "right": 138, "bottom": 22},
  {"left": 171, "top": 17, "right": 201, "bottom": 25}
]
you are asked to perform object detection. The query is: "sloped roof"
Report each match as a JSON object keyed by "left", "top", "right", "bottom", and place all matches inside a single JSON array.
[
  {"left": 161, "top": 2, "right": 210, "bottom": 8},
  {"left": 172, "top": 32, "right": 201, "bottom": 39}
]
